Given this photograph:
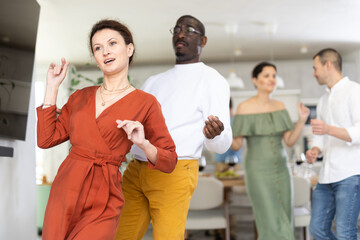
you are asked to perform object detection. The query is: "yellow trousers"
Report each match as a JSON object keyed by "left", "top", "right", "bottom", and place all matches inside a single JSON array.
[{"left": 115, "top": 159, "right": 199, "bottom": 240}]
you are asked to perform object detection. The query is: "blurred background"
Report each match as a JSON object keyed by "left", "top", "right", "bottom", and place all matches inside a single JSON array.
[{"left": 1, "top": 0, "right": 360, "bottom": 239}]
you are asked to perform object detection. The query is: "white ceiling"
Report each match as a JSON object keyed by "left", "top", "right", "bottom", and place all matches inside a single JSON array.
[{"left": 2, "top": 0, "right": 360, "bottom": 67}]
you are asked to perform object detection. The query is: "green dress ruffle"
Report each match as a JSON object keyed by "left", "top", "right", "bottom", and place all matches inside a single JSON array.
[{"left": 232, "top": 109, "right": 295, "bottom": 240}]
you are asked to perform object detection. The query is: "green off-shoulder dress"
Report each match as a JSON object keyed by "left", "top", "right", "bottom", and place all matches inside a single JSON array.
[{"left": 232, "top": 109, "right": 295, "bottom": 240}]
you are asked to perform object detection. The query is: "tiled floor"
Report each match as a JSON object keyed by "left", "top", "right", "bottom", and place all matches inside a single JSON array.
[
  {"left": 37, "top": 220, "right": 360, "bottom": 240},
  {"left": 142, "top": 221, "right": 307, "bottom": 240},
  {"left": 36, "top": 189, "right": 360, "bottom": 240}
]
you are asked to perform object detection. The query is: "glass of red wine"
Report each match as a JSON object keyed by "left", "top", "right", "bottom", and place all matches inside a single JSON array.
[
  {"left": 225, "top": 155, "right": 239, "bottom": 171},
  {"left": 198, "top": 156, "right": 206, "bottom": 172}
]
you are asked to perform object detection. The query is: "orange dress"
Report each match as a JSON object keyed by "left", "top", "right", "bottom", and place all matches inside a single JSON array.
[{"left": 37, "top": 87, "right": 177, "bottom": 240}]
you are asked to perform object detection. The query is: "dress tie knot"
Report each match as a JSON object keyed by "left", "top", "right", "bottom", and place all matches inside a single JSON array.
[{"left": 94, "top": 158, "right": 107, "bottom": 166}]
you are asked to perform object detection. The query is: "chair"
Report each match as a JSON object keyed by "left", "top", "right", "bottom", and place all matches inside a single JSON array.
[
  {"left": 228, "top": 185, "right": 256, "bottom": 239},
  {"left": 185, "top": 176, "right": 230, "bottom": 240},
  {"left": 293, "top": 175, "right": 311, "bottom": 240}
]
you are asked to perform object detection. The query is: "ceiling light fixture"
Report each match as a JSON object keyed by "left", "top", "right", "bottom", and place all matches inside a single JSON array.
[
  {"left": 227, "top": 69, "right": 245, "bottom": 89},
  {"left": 225, "top": 24, "right": 245, "bottom": 89},
  {"left": 234, "top": 48, "right": 242, "bottom": 57},
  {"left": 265, "top": 23, "right": 285, "bottom": 89},
  {"left": 276, "top": 75, "right": 285, "bottom": 88},
  {"left": 300, "top": 45, "right": 308, "bottom": 54}
]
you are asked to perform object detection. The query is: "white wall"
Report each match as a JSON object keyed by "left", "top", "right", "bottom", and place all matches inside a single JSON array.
[
  {"left": 84, "top": 55, "right": 358, "bottom": 99},
  {"left": 35, "top": 64, "right": 71, "bottom": 182},
  {"left": 0, "top": 65, "right": 37, "bottom": 240}
]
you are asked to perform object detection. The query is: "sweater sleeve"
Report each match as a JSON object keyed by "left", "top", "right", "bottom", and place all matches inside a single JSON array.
[
  {"left": 143, "top": 97, "right": 177, "bottom": 173},
  {"left": 202, "top": 72, "right": 232, "bottom": 154}
]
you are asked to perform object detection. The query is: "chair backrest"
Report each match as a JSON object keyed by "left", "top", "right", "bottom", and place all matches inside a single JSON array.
[
  {"left": 293, "top": 175, "right": 311, "bottom": 207},
  {"left": 189, "top": 176, "right": 224, "bottom": 210}
]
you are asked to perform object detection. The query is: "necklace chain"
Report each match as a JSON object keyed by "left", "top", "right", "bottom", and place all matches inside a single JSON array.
[
  {"left": 103, "top": 83, "right": 130, "bottom": 93},
  {"left": 99, "top": 84, "right": 131, "bottom": 106}
]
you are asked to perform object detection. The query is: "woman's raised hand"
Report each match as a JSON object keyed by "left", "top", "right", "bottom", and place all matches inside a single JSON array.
[
  {"left": 297, "top": 103, "right": 310, "bottom": 123},
  {"left": 47, "top": 58, "right": 70, "bottom": 88}
]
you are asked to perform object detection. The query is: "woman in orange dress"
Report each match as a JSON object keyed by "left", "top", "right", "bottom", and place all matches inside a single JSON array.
[{"left": 37, "top": 19, "right": 177, "bottom": 240}]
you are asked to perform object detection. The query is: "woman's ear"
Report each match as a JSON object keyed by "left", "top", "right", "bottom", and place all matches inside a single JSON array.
[
  {"left": 252, "top": 77, "right": 258, "bottom": 88},
  {"left": 127, "top": 43, "right": 134, "bottom": 58}
]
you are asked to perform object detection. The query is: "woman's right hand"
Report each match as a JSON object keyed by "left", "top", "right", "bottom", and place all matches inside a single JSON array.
[
  {"left": 46, "top": 58, "right": 70, "bottom": 89},
  {"left": 297, "top": 103, "right": 310, "bottom": 123}
]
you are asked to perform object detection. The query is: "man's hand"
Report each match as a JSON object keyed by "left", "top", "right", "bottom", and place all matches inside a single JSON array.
[
  {"left": 305, "top": 148, "right": 320, "bottom": 164},
  {"left": 203, "top": 115, "right": 224, "bottom": 139},
  {"left": 311, "top": 119, "right": 329, "bottom": 135}
]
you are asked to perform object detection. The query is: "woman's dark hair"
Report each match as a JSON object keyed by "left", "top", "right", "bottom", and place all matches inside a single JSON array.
[
  {"left": 89, "top": 19, "right": 135, "bottom": 64},
  {"left": 252, "top": 61, "right": 277, "bottom": 78}
]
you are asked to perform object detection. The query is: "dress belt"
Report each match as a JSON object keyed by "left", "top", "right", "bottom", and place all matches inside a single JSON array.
[
  {"left": 69, "top": 146, "right": 122, "bottom": 167},
  {"left": 65, "top": 146, "right": 123, "bottom": 238}
]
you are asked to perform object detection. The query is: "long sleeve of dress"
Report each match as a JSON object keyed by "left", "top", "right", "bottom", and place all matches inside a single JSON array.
[
  {"left": 142, "top": 97, "right": 177, "bottom": 173},
  {"left": 37, "top": 93, "right": 73, "bottom": 148}
]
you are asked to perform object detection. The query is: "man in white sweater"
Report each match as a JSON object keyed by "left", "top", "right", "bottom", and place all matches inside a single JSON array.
[
  {"left": 115, "top": 15, "right": 232, "bottom": 240},
  {"left": 306, "top": 48, "right": 360, "bottom": 240}
]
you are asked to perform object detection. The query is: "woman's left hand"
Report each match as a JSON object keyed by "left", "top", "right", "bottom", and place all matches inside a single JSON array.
[
  {"left": 297, "top": 103, "right": 310, "bottom": 123},
  {"left": 116, "top": 120, "right": 145, "bottom": 146}
]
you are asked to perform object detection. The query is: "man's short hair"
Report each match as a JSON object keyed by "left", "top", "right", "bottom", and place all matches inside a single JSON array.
[
  {"left": 177, "top": 15, "right": 205, "bottom": 36},
  {"left": 313, "top": 48, "right": 342, "bottom": 72}
]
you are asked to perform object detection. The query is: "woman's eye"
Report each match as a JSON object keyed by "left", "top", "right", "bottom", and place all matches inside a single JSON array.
[
  {"left": 94, "top": 46, "right": 101, "bottom": 51},
  {"left": 110, "top": 41, "right": 117, "bottom": 46}
]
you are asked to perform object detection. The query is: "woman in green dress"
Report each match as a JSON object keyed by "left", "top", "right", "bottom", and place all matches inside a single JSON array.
[{"left": 232, "top": 62, "right": 309, "bottom": 240}]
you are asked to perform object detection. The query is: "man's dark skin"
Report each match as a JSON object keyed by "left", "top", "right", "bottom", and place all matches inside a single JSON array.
[{"left": 172, "top": 15, "right": 225, "bottom": 139}]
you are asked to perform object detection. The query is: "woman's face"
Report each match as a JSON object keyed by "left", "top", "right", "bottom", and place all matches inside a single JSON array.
[
  {"left": 91, "top": 28, "right": 134, "bottom": 75},
  {"left": 253, "top": 66, "right": 277, "bottom": 93}
]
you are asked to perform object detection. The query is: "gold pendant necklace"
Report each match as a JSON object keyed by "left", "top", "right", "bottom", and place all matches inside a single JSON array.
[{"left": 99, "top": 84, "right": 130, "bottom": 106}]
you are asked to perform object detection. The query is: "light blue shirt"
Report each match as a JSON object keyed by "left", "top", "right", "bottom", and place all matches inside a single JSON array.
[{"left": 215, "top": 117, "right": 242, "bottom": 163}]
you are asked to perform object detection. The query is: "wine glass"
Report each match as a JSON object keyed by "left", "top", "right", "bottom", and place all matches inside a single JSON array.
[
  {"left": 296, "top": 153, "right": 306, "bottom": 166},
  {"left": 300, "top": 152, "right": 315, "bottom": 178},
  {"left": 225, "top": 155, "right": 239, "bottom": 171},
  {"left": 198, "top": 156, "right": 206, "bottom": 173}
]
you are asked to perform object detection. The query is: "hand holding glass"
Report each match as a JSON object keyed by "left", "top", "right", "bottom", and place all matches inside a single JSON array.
[{"left": 199, "top": 156, "right": 206, "bottom": 172}]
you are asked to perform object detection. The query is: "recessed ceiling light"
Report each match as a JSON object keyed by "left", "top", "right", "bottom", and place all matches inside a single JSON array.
[
  {"left": 300, "top": 46, "right": 308, "bottom": 54},
  {"left": 234, "top": 48, "right": 242, "bottom": 56}
]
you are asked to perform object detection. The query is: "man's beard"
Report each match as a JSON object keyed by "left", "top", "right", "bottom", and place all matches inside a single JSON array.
[
  {"left": 175, "top": 52, "right": 185, "bottom": 58},
  {"left": 175, "top": 52, "right": 193, "bottom": 62}
]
